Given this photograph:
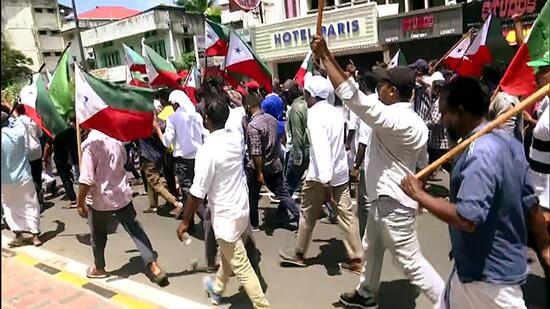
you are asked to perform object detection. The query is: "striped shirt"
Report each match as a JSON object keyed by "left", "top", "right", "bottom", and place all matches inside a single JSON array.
[{"left": 529, "top": 97, "right": 549, "bottom": 208}]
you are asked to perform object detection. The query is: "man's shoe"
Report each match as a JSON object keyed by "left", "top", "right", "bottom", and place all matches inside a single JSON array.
[
  {"left": 202, "top": 276, "right": 222, "bottom": 305},
  {"left": 339, "top": 290, "right": 377, "bottom": 308},
  {"left": 279, "top": 249, "right": 306, "bottom": 267},
  {"left": 340, "top": 259, "right": 362, "bottom": 275}
]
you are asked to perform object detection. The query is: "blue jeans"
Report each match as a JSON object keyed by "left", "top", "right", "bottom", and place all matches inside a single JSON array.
[
  {"left": 247, "top": 169, "right": 299, "bottom": 228},
  {"left": 285, "top": 152, "right": 308, "bottom": 197}
]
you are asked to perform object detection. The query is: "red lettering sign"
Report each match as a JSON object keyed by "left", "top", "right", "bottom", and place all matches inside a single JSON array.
[
  {"left": 402, "top": 15, "right": 435, "bottom": 32},
  {"left": 481, "top": 0, "right": 536, "bottom": 20}
]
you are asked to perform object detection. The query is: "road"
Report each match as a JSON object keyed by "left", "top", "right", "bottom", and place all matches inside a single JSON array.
[{"left": 2, "top": 171, "right": 548, "bottom": 309}]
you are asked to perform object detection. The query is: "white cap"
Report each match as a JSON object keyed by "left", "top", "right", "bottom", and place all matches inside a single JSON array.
[
  {"left": 169, "top": 90, "right": 195, "bottom": 114},
  {"left": 153, "top": 99, "right": 163, "bottom": 114},
  {"left": 304, "top": 74, "right": 333, "bottom": 100},
  {"left": 430, "top": 71, "right": 445, "bottom": 87}
]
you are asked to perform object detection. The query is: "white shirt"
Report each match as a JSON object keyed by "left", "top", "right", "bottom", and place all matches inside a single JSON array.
[
  {"left": 189, "top": 128, "right": 249, "bottom": 242},
  {"left": 336, "top": 80, "right": 428, "bottom": 209},
  {"left": 225, "top": 105, "right": 246, "bottom": 137},
  {"left": 306, "top": 100, "right": 349, "bottom": 186},
  {"left": 357, "top": 120, "right": 373, "bottom": 202},
  {"left": 162, "top": 107, "right": 204, "bottom": 159},
  {"left": 19, "top": 115, "right": 42, "bottom": 161}
]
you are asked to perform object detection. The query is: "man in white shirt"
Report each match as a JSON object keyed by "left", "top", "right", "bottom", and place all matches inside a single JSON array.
[
  {"left": 279, "top": 75, "right": 363, "bottom": 274},
  {"left": 176, "top": 97, "right": 270, "bottom": 308},
  {"left": 310, "top": 35, "right": 444, "bottom": 308},
  {"left": 161, "top": 90, "right": 205, "bottom": 217}
]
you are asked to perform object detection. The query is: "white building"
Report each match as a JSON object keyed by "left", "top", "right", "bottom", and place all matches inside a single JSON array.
[
  {"left": 1, "top": 0, "right": 67, "bottom": 71},
  {"left": 80, "top": 5, "right": 204, "bottom": 83}
]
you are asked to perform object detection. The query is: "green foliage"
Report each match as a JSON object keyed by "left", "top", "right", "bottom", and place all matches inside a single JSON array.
[
  {"left": 172, "top": 52, "right": 196, "bottom": 71},
  {"left": 175, "top": 0, "right": 222, "bottom": 22},
  {"left": 1, "top": 34, "right": 33, "bottom": 89},
  {"left": 1, "top": 82, "right": 24, "bottom": 107}
]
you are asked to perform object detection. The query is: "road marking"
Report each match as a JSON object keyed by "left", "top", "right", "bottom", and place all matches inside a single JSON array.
[{"left": 1, "top": 235, "right": 209, "bottom": 309}]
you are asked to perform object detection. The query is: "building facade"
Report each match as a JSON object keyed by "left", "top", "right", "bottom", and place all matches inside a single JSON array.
[
  {"left": 80, "top": 5, "right": 204, "bottom": 83},
  {"left": 1, "top": 0, "right": 66, "bottom": 71},
  {"left": 251, "top": 2, "right": 381, "bottom": 81}
]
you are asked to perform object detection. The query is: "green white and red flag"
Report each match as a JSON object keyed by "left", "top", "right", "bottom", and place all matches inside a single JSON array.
[
  {"left": 205, "top": 19, "right": 229, "bottom": 57},
  {"left": 388, "top": 49, "right": 407, "bottom": 68},
  {"left": 442, "top": 32, "right": 473, "bottom": 73},
  {"left": 185, "top": 65, "right": 201, "bottom": 89},
  {"left": 75, "top": 65, "right": 155, "bottom": 142},
  {"left": 123, "top": 43, "right": 148, "bottom": 87},
  {"left": 142, "top": 40, "right": 182, "bottom": 89},
  {"left": 500, "top": 1, "right": 549, "bottom": 96},
  {"left": 456, "top": 14, "right": 513, "bottom": 77},
  {"left": 48, "top": 46, "right": 74, "bottom": 118},
  {"left": 225, "top": 30, "right": 272, "bottom": 92},
  {"left": 294, "top": 51, "right": 314, "bottom": 87},
  {"left": 19, "top": 74, "right": 69, "bottom": 138}
]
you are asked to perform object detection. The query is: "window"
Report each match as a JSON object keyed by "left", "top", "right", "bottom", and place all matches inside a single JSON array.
[
  {"left": 43, "top": 52, "right": 52, "bottom": 57},
  {"left": 182, "top": 37, "right": 193, "bottom": 53},
  {"left": 38, "top": 30, "right": 47, "bottom": 35},
  {"left": 182, "top": 25, "right": 190, "bottom": 34},
  {"left": 103, "top": 41, "right": 114, "bottom": 48},
  {"left": 148, "top": 40, "right": 166, "bottom": 58},
  {"left": 284, "top": 0, "right": 298, "bottom": 18},
  {"left": 101, "top": 51, "right": 120, "bottom": 68},
  {"left": 144, "top": 30, "right": 158, "bottom": 38},
  {"left": 34, "top": 8, "right": 43, "bottom": 13},
  {"left": 54, "top": 52, "right": 62, "bottom": 56},
  {"left": 50, "top": 30, "right": 60, "bottom": 35},
  {"left": 47, "top": 8, "right": 55, "bottom": 13}
]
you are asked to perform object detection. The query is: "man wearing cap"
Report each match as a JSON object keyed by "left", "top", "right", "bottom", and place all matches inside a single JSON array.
[
  {"left": 310, "top": 35, "right": 443, "bottom": 307},
  {"left": 279, "top": 74, "right": 363, "bottom": 274},
  {"left": 410, "top": 59, "right": 432, "bottom": 123}
]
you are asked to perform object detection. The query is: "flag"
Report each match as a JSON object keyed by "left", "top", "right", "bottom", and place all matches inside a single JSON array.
[
  {"left": 500, "top": 1, "right": 549, "bottom": 96},
  {"left": 294, "top": 51, "right": 314, "bottom": 87},
  {"left": 186, "top": 65, "right": 201, "bottom": 89},
  {"left": 225, "top": 30, "right": 272, "bottom": 92},
  {"left": 457, "top": 14, "right": 513, "bottom": 77},
  {"left": 388, "top": 49, "right": 407, "bottom": 68},
  {"left": 75, "top": 65, "right": 155, "bottom": 142},
  {"left": 19, "top": 74, "right": 69, "bottom": 138},
  {"left": 142, "top": 40, "right": 182, "bottom": 89},
  {"left": 48, "top": 46, "right": 74, "bottom": 118},
  {"left": 442, "top": 32, "right": 473, "bottom": 72},
  {"left": 123, "top": 44, "right": 148, "bottom": 87},
  {"left": 205, "top": 19, "right": 229, "bottom": 57}
]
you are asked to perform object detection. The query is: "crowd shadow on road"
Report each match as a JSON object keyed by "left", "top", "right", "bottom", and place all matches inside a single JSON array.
[
  {"left": 259, "top": 207, "right": 297, "bottom": 236},
  {"left": 309, "top": 238, "right": 348, "bottom": 276},
  {"left": 331, "top": 279, "right": 419, "bottom": 309},
  {"left": 107, "top": 256, "right": 144, "bottom": 282},
  {"left": 40, "top": 220, "right": 65, "bottom": 244}
]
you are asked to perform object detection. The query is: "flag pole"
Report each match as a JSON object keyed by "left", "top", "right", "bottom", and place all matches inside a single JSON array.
[
  {"left": 415, "top": 83, "right": 550, "bottom": 180},
  {"left": 428, "top": 28, "right": 475, "bottom": 75},
  {"left": 71, "top": 0, "right": 85, "bottom": 166},
  {"left": 316, "top": 0, "right": 325, "bottom": 35}
]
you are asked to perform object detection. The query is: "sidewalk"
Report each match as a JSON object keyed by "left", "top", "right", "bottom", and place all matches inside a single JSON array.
[{"left": 2, "top": 253, "right": 123, "bottom": 309}]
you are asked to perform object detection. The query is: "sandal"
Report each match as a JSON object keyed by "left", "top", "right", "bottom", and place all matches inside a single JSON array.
[
  {"left": 142, "top": 207, "right": 158, "bottom": 214},
  {"left": 32, "top": 235, "right": 43, "bottom": 247},
  {"left": 86, "top": 266, "right": 109, "bottom": 279}
]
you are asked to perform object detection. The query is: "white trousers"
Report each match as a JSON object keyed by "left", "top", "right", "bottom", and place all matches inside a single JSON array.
[
  {"left": 438, "top": 268, "right": 526, "bottom": 309},
  {"left": 356, "top": 196, "right": 444, "bottom": 304}
]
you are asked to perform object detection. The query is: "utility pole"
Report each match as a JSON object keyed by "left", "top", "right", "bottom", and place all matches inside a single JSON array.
[{"left": 71, "top": 0, "right": 87, "bottom": 71}]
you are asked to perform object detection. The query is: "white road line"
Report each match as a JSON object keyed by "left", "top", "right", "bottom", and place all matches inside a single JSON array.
[{"left": 1, "top": 235, "right": 209, "bottom": 309}]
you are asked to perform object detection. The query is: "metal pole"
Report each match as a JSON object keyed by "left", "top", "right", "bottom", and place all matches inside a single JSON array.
[{"left": 71, "top": 0, "right": 87, "bottom": 72}]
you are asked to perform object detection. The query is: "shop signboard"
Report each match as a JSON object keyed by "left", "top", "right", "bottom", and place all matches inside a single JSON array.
[{"left": 378, "top": 5, "right": 463, "bottom": 44}]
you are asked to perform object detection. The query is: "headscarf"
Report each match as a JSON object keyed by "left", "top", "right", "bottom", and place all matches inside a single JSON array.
[
  {"left": 169, "top": 90, "right": 196, "bottom": 114},
  {"left": 261, "top": 94, "right": 285, "bottom": 141}
]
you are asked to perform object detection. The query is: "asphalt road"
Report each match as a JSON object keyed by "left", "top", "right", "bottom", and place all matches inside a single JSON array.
[{"left": 2, "top": 171, "right": 547, "bottom": 309}]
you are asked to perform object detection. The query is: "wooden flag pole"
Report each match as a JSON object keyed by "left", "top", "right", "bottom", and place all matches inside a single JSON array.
[
  {"left": 428, "top": 28, "right": 475, "bottom": 75},
  {"left": 316, "top": 0, "right": 325, "bottom": 35},
  {"left": 415, "top": 83, "right": 550, "bottom": 180}
]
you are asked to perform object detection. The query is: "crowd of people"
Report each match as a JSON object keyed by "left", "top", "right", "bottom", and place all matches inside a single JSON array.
[{"left": 2, "top": 33, "right": 549, "bottom": 308}]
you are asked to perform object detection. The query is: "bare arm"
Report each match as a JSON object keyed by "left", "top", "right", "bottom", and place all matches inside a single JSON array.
[
  {"left": 310, "top": 35, "right": 348, "bottom": 89},
  {"left": 528, "top": 205, "right": 550, "bottom": 267}
]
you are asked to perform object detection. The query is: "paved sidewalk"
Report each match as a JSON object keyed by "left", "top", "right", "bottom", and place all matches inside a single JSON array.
[{"left": 2, "top": 254, "right": 123, "bottom": 309}]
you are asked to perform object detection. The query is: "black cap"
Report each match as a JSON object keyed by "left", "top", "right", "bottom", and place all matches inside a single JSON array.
[{"left": 374, "top": 66, "right": 415, "bottom": 91}]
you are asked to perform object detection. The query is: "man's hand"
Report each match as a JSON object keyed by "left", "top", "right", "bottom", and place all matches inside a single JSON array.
[
  {"left": 310, "top": 35, "right": 329, "bottom": 60},
  {"left": 257, "top": 172, "right": 265, "bottom": 187},
  {"left": 324, "top": 184, "right": 336, "bottom": 206},
  {"left": 350, "top": 167, "right": 360, "bottom": 184},
  {"left": 177, "top": 221, "right": 189, "bottom": 242},
  {"left": 400, "top": 175, "right": 427, "bottom": 201},
  {"left": 77, "top": 201, "right": 88, "bottom": 218}
]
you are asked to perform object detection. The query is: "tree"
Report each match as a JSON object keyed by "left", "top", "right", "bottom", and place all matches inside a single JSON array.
[
  {"left": 1, "top": 34, "right": 33, "bottom": 89},
  {"left": 175, "top": 0, "right": 222, "bottom": 22},
  {"left": 172, "top": 52, "right": 196, "bottom": 71}
]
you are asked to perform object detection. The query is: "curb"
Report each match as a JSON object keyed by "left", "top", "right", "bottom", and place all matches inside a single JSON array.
[{"left": 1, "top": 235, "right": 209, "bottom": 309}]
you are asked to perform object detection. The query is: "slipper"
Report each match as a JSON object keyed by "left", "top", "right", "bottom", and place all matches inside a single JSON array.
[
  {"left": 8, "top": 239, "right": 25, "bottom": 248},
  {"left": 63, "top": 203, "right": 78, "bottom": 209},
  {"left": 142, "top": 208, "right": 158, "bottom": 214},
  {"left": 86, "top": 266, "right": 109, "bottom": 279},
  {"left": 32, "top": 238, "right": 43, "bottom": 247},
  {"left": 151, "top": 269, "right": 168, "bottom": 286}
]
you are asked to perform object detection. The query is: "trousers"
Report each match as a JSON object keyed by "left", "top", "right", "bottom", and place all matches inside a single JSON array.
[
  {"left": 88, "top": 202, "right": 157, "bottom": 269},
  {"left": 356, "top": 196, "right": 444, "bottom": 304},
  {"left": 141, "top": 158, "right": 178, "bottom": 207}
]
